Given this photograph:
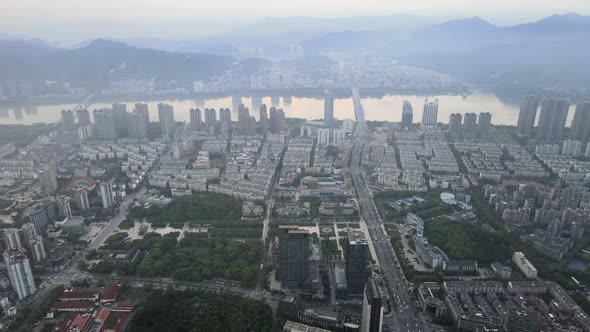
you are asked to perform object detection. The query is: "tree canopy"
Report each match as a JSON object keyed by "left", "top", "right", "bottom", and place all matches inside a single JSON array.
[{"left": 128, "top": 289, "right": 272, "bottom": 332}]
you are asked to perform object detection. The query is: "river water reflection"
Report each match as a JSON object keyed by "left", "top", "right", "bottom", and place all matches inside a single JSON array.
[{"left": 0, "top": 92, "right": 575, "bottom": 126}]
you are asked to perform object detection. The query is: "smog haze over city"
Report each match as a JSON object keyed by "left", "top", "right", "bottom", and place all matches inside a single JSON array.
[{"left": 1, "top": 1, "right": 590, "bottom": 332}]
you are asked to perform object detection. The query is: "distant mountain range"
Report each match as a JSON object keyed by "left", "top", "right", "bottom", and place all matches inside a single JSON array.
[
  {"left": 299, "top": 13, "right": 590, "bottom": 54},
  {"left": 299, "top": 13, "right": 590, "bottom": 86},
  {"left": 1, "top": 13, "right": 589, "bottom": 89},
  {"left": 0, "top": 39, "right": 236, "bottom": 89},
  {"left": 109, "top": 14, "right": 450, "bottom": 54},
  {"left": 401, "top": 14, "right": 590, "bottom": 86}
]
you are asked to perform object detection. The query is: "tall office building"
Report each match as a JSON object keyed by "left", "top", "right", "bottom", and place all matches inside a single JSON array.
[
  {"left": 300, "top": 125, "right": 313, "bottom": 137},
  {"left": 158, "top": 103, "right": 175, "bottom": 139},
  {"left": 345, "top": 232, "right": 368, "bottom": 296},
  {"left": 361, "top": 278, "right": 383, "bottom": 332},
  {"left": 269, "top": 107, "right": 277, "bottom": 133},
  {"left": 93, "top": 109, "right": 117, "bottom": 140},
  {"left": 333, "top": 129, "right": 346, "bottom": 146},
  {"left": 76, "top": 189, "right": 90, "bottom": 210},
  {"left": 76, "top": 109, "right": 91, "bottom": 126},
  {"left": 100, "top": 181, "right": 115, "bottom": 209},
  {"left": 238, "top": 105, "right": 252, "bottom": 135},
  {"left": 28, "top": 201, "right": 54, "bottom": 234},
  {"left": 536, "top": 99, "right": 570, "bottom": 142},
  {"left": 342, "top": 119, "right": 355, "bottom": 133},
  {"left": 463, "top": 113, "right": 478, "bottom": 137},
  {"left": 3, "top": 228, "right": 22, "bottom": 249},
  {"left": 324, "top": 89, "right": 334, "bottom": 123},
  {"left": 204, "top": 108, "right": 217, "bottom": 130},
  {"left": 29, "top": 238, "right": 46, "bottom": 263},
  {"left": 3, "top": 248, "right": 36, "bottom": 300},
  {"left": 134, "top": 103, "right": 149, "bottom": 115},
  {"left": 189, "top": 108, "right": 202, "bottom": 131},
  {"left": 276, "top": 109, "right": 286, "bottom": 133},
  {"left": 77, "top": 124, "right": 94, "bottom": 140},
  {"left": 61, "top": 110, "right": 77, "bottom": 132},
  {"left": 478, "top": 112, "right": 492, "bottom": 137},
  {"left": 401, "top": 101, "right": 413, "bottom": 129},
  {"left": 448, "top": 113, "right": 463, "bottom": 136},
  {"left": 516, "top": 96, "right": 539, "bottom": 137},
  {"left": 219, "top": 108, "right": 231, "bottom": 126},
  {"left": 570, "top": 102, "right": 590, "bottom": 141},
  {"left": 249, "top": 116, "right": 257, "bottom": 136},
  {"left": 56, "top": 196, "right": 73, "bottom": 218},
  {"left": 232, "top": 94, "right": 242, "bottom": 112},
  {"left": 259, "top": 104, "right": 269, "bottom": 135},
  {"left": 112, "top": 103, "right": 128, "bottom": 137},
  {"left": 219, "top": 108, "right": 231, "bottom": 135},
  {"left": 317, "top": 128, "right": 331, "bottom": 146},
  {"left": 504, "top": 309, "right": 540, "bottom": 332},
  {"left": 21, "top": 223, "right": 37, "bottom": 245},
  {"left": 422, "top": 98, "right": 439, "bottom": 127},
  {"left": 278, "top": 226, "right": 309, "bottom": 288},
  {"left": 127, "top": 107, "right": 150, "bottom": 140},
  {"left": 562, "top": 140, "right": 583, "bottom": 157},
  {"left": 22, "top": 223, "right": 46, "bottom": 262},
  {"left": 43, "top": 160, "right": 58, "bottom": 192}
]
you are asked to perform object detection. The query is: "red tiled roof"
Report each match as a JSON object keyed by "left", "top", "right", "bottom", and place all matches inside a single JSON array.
[
  {"left": 56, "top": 312, "right": 78, "bottom": 332},
  {"left": 51, "top": 301, "right": 95, "bottom": 311},
  {"left": 101, "top": 284, "right": 120, "bottom": 301},
  {"left": 70, "top": 314, "right": 92, "bottom": 330},
  {"left": 95, "top": 308, "right": 110, "bottom": 322}
]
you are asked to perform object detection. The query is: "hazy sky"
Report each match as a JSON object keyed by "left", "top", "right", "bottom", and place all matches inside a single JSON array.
[
  {"left": 1, "top": 0, "right": 588, "bottom": 20},
  {"left": 1, "top": 0, "right": 589, "bottom": 39}
]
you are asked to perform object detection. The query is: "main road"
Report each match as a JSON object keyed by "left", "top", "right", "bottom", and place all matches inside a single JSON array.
[
  {"left": 350, "top": 88, "right": 432, "bottom": 332},
  {"left": 87, "top": 187, "right": 146, "bottom": 250},
  {"left": 88, "top": 129, "right": 177, "bottom": 250}
]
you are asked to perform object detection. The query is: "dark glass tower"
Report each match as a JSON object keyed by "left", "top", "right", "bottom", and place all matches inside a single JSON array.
[
  {"left": 278, "top": 226, "right": 309, "bottom": 288},
  {"left": 401, "top": 100, "right": 413, "bottom": 129},
  {"left": 345, "top": 232, "right": 368, "bottom": 296}
]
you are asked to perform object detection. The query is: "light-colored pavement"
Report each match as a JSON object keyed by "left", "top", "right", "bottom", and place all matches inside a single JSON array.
[{"left": 87, "top": 187, "right": 146, "bottom": 250}]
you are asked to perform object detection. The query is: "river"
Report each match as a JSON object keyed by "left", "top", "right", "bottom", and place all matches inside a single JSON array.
[{"left": 0, "top": 91, "right": 578, "bottom": 126}]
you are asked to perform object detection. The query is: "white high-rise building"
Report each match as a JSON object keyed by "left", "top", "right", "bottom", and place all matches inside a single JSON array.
[
  {"left": 421, "top": 98, "right": 439, "bottom": 127},
  {"left": 300, "top": 125, "right": 313, "bottom": 137},
  {"left": 333, "top": 129, "right": 346, "bottom": 146},
  {"left": 342, "top": 119, "right": 355, "bottom": 133},
  {"left": 76, "top": 189, "right": 90, "bottom": 210},
  {"left": 43, "top": 160, "right": 58, "bottom": 192},
  {"left": 512, "top": 251, "right": 537, "bottom": 279},
  {"left": 29, "top": 239, "right": 47, "bottom": 262},
  {"left": 158, "top": 103, "right": 175, "bottom": 139},
  {"left": 100, "top": 181, "right": 115, "bottom": 209},
  {"left": 3, "top": 228, "right": 22, "bottom": 250},
  {"left": 21, "top": 223, "right": 46, "bottom": 262},
  {"left": 21, "top": 223, "right": 37, "bottom": 244},
  {"left": 317, "top": 128, "right": 331, "bottom": 146},
  {"left": 57, "top": 196, "right": 73, "bottom": 218},
  {"left": 562, "top": 140, "right": 583, "bottom": 157},
  {"left": 3, "top": 248, "right": 36, "bottom": 300}
]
